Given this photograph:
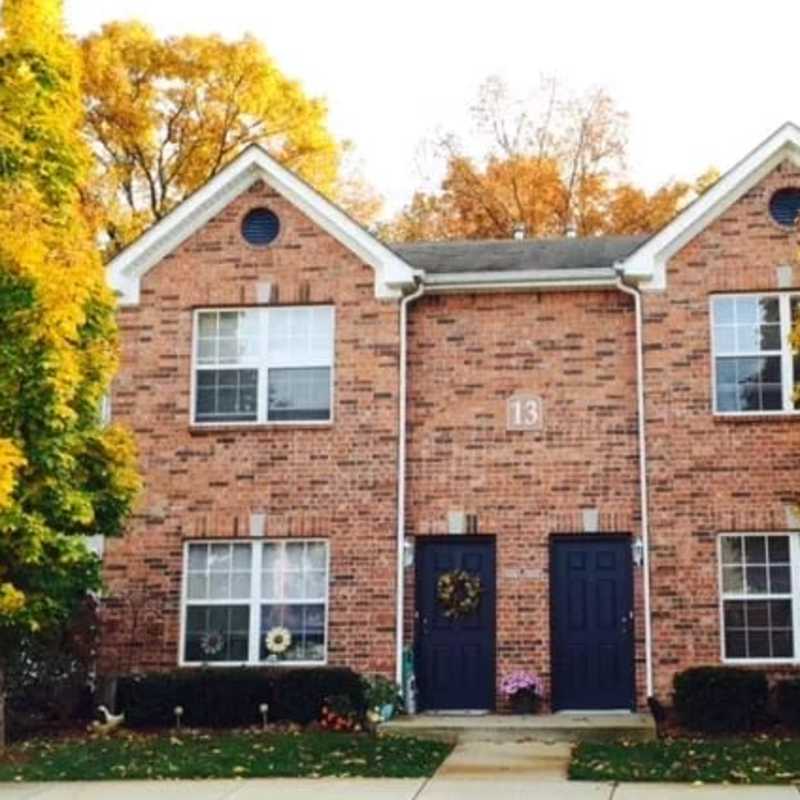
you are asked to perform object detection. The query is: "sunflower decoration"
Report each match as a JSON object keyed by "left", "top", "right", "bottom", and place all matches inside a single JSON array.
[
  {"left": 200, "top": 630, "right": 225, "bottom": 656},
  {"left": 265, "top": 626, "right": 292, "bottom": 656},
  {"left": 437, "top": 569, "right": 483, "bottom": 619}
]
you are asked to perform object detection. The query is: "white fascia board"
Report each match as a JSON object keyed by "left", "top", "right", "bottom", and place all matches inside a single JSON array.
[
  {"left": 422, "top": 267, "right": 618, "bottom": 293},
  {"left": 622, "top": 122, "right": 800, "bottom": 291},
  {"left": 107, "top": 145, "right": 418, "bottom": 305}
]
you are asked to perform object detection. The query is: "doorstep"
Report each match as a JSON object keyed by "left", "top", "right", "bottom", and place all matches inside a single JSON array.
[{"left": 380, "top": 712, "right": 656, "bottom": 744}]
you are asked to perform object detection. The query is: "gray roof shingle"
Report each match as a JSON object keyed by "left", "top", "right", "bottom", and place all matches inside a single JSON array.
[{"left": 392, "top": 235, "right": 648, "bottom": 274}]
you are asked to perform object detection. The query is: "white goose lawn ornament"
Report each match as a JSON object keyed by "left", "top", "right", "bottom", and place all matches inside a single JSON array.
[{"left": 87, "top": 705, "right": 125, "bottom": 735}]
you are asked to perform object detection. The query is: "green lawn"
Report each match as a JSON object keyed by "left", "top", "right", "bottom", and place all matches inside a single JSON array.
[
  {"left": 0, "top": 730, "right": 451, "bottom": 782},
  {"left": 570, "top": 737, "right": 800, "bottom": 784}
]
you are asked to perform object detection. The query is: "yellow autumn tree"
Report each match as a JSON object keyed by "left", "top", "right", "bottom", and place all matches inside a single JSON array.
[
  {"left": 81, "top": 22, "right": 380, "bottom": 255},
  {"left": 0, "top": 0, "right": 139, "bottom": 749}
]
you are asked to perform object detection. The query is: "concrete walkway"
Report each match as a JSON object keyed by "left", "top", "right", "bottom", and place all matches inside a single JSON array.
[{"left": 2, "top": 741, "right": 800, "bottom": 798}]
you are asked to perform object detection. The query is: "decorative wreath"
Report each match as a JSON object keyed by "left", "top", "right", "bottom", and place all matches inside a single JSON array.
[
  {"left": 200, "top": 630, "right": 225, "bottom": 656},
  {"left": 265, "top": 626, "right": 292, "bottom": 655},
  {"left": 437, "top": 569, "right": 483, "bottom": 619}
]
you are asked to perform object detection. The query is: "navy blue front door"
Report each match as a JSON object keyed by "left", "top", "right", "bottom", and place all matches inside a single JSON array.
[
  {"left": 551, "top": 536, "right": 635, "bottom": 711},
  {"left": 415, "top": 537, "right": 496, "bottom": 711}
]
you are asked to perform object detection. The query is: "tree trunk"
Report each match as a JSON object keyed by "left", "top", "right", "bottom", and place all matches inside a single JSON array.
[{"left": 0, "top": 664, "right": 6, "bottom": 754}]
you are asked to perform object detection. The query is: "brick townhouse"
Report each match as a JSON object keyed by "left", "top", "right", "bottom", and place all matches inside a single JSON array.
[{"left": 103, "top": 122, "right": 800, "bottom": 712}]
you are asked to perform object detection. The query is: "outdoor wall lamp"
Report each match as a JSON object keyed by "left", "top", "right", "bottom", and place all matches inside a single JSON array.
[{"left": 631, "top": 536, "right": 645, "bottom": 568}]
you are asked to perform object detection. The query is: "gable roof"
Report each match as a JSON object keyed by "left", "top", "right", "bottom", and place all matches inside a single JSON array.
[
  {"left": 395, "top": 235, "right": 647, "bottom": 274},
  {"left": 621, "top": 121, "right": 800, "bottom": 290},
  {"left": 107, "top": 144, "right": 419, "bottom": 304}
]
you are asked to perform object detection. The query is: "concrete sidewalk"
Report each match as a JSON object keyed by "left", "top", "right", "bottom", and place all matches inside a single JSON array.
[{"left": 2, "top": 741, "right": 800, "bottom": 798}]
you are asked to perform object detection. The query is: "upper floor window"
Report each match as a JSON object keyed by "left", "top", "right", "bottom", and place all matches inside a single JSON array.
[
  {"left": 193, "top": 306, "right": 334, "bottom": 425},
  {"left": 711, "top": 294, "right": 799, "bottom": 414}
]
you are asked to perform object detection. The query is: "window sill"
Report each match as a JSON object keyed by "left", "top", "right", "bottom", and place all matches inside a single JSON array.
[
  {"left": 179, "top": 660, "right": 328, "bottom": 668},
  {"left": 722, "top": 658, "right": 798, "bottom": 666},
  {"left": 713, "top": 412, "right": 800, "bottom": 422},
  {"left": 189, "top": 421, "right": 333, "bottom": 435}
]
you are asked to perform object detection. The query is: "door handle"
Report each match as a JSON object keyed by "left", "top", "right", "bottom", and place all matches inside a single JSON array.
[
  {"left": 420, "top": 615, "right": 430, "bottom": 637},
  {"left": 620, "top": 611, "right": 633, "bottom": 635}
]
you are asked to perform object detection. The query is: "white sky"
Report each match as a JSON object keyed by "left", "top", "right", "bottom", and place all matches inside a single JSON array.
[{"left": 67, "top": 0, "right": 800, "bottom": 219}]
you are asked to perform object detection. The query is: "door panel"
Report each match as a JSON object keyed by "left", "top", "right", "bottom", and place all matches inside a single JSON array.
[
  {"left": 551, "top": 536, "right": 635, "bottom": 710},
  {"left": 415, "top": 537, "right": 496, "bottom": 711}
]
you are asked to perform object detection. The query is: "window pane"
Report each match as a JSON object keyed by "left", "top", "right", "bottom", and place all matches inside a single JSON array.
[
  {"left": 184, "top": 605, "right": 250, "bottom": 662},
  {"left": 736, "top": 297, "right": 759, "bottom": 324},
  {"left": 305, "top": 570, "right": 326, "bottom": 599},
  {"left": 188, "top": 544, "right": 207, "bottom": 570},
  {"left": 745, "top": 565, "right": 768, "bottom": 594},
  {"left": 262, "top": 543, "right": 279, "bottom": 571},
  {"left": 716, "top": 357, "right": 783, "bottom": 413},
  {"left": 747, "top": 630, "right": 770, "bottom": 658},
  {"left": 259, "top": 602, "right": 326, "bottom": 663},
  {"left": 261, "top": 571, "right": 277, "bottom": 600},
  {"left": 268, "top": 367, "right": 331, "bottom": 421},
  {"left": 759, "top": 297, "right": 780, "bottom": 323},
  {"left": 722, "top": 566, "right": 743, "bottom": 593},
  {"left": 285, "top": 543, "right": 304, "bottom": 570},
  {"left": 769, "top": 537, "right": 791, "bottom": 563},
  {"left": 745, "top": 537, "right": 767, "bottom": 564},
  {"left": 306, "top": 543, "right": 326, "bottom": 570},
  {"left": 209, "top": 544, "right": 232, "bottom": 571},
  {"left": 209, "top": 572, "right": 229, "bottom": 599},
  {"left": 230, "top": 572, "right": 251, "bottom": 599},
  {"left": 714, "top": 327, "right": 736, "bottom": 352},
  {"left": 773, "top": 629, "right": 793, "bottom": 658},
  {"left": 283, "top": 571, "right": 304, "bottom": 599},
  {"left": 720, "top": 537, "right": 742, "bottom": 565},
  {"left": 232, "top": 545, "right": 251, "bottom": 571},
  {"left": 725, "top": 629, "right": 747, "bottom": 659},
  {"left": 712, "top": 297, "right": 735, "bottom": 324},
  {"left": 770, "top": 565, "right": 791, "bottom": 593},
  {"left": 195, "top": 369, "right": 258, "bottom": 423},
  {"left": 257, "top": 541, "right": 328, "bottom": 663},
  {"left": 267, "top": 306, "right": 333, "bottom": 366},
  {"left": 187, "top": 574, "right": 207, "bottom": 600},
  {"left": 196, "top": 310, "right": 258, "bottom": 368}
]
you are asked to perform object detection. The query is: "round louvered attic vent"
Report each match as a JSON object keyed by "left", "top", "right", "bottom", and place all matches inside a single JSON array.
[
  {"left": 242, "top": 208, "right": 280, "bottom": 246},
  {"left": 769, "top": 188, "right": 800, "bottom": 228}
]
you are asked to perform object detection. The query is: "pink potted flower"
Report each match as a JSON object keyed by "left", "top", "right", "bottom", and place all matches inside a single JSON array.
[{"left": 500, "top": 670, "right": 544, "bottom": 714}]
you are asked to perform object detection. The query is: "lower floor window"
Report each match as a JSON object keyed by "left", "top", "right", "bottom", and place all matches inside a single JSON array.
[
  {"left": 183, "top": 539, "right": 329, "bottom": 665},
  {"left": 719, "top": 533, "right": 795, "bottom": 661}
]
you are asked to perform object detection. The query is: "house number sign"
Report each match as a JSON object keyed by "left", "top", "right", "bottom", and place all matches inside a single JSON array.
[{"left": 506, "top": 393, "right": 543, "bottom": 431}]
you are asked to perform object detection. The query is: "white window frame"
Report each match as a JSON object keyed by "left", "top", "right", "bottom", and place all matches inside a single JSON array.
[
  {"left": 179, "top": 538, "right": 331, "bottom": 668},
  {"left": 717, "top": 532, "right": 800, "bottom": 665},
  {"left": 710, "top": 292, "right": 800, "bottom": 416},
  {"left": 190, "top": 306, "right": 336, "bottom": 427}
]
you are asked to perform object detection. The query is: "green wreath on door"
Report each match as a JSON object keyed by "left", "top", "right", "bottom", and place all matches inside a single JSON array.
[{"left": 436, "top": 569, "right": 483, "bottom": 619}]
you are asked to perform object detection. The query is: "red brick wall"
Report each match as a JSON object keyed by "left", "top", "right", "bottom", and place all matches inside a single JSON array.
[
  {"left": 645, "top": 159, "right": 800, "bottom": 699},
  {"left": 404, "top": 289, "right": 646, "bottom": 708},
  {"left": 101, "top": 180, "right": 401, "bottom": 676}
]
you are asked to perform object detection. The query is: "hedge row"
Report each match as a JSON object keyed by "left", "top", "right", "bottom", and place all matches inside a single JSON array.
[
  {"left": 673, "top": 667, "right": 800, "bottom": 733},
  {"left": 115, "top": 667, "right": 366, "bottom": 728}
]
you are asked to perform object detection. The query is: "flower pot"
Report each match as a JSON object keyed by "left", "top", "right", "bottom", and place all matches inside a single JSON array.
[
  {"left": 380, "top": 703, "right": 395, "bottom": 722},
  {"left": 509, "top": 691, "right": 538, "bottom": 715}
]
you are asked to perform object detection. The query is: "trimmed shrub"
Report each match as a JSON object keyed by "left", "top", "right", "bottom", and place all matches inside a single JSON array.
[
  {"left": 775, "top": 679, "right": 800, "bottom": 729},
  {"left": 115, "top": 667, "right": 366, "bottom": 729},
  {"left": 673, "top": 666, "right": 768, "bottom": 733}
]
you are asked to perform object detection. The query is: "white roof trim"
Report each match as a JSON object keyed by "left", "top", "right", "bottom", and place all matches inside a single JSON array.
[
  {"left": 621, "top": 122, "right": 800, "bottom": 291},
  {"left": 423, "top": 267, "right": 617, "bottom": 292},
  {"left": 107, "top": 145, "right": 418, "bottom": 304}
]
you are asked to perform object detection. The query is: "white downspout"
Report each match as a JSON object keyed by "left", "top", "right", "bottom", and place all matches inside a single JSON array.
[
  {"left": 396, "top": 280, "right": 425, "bottom": 686},
  {"left": 615, "top": 268, "right": 655, "bottom": 700}
]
